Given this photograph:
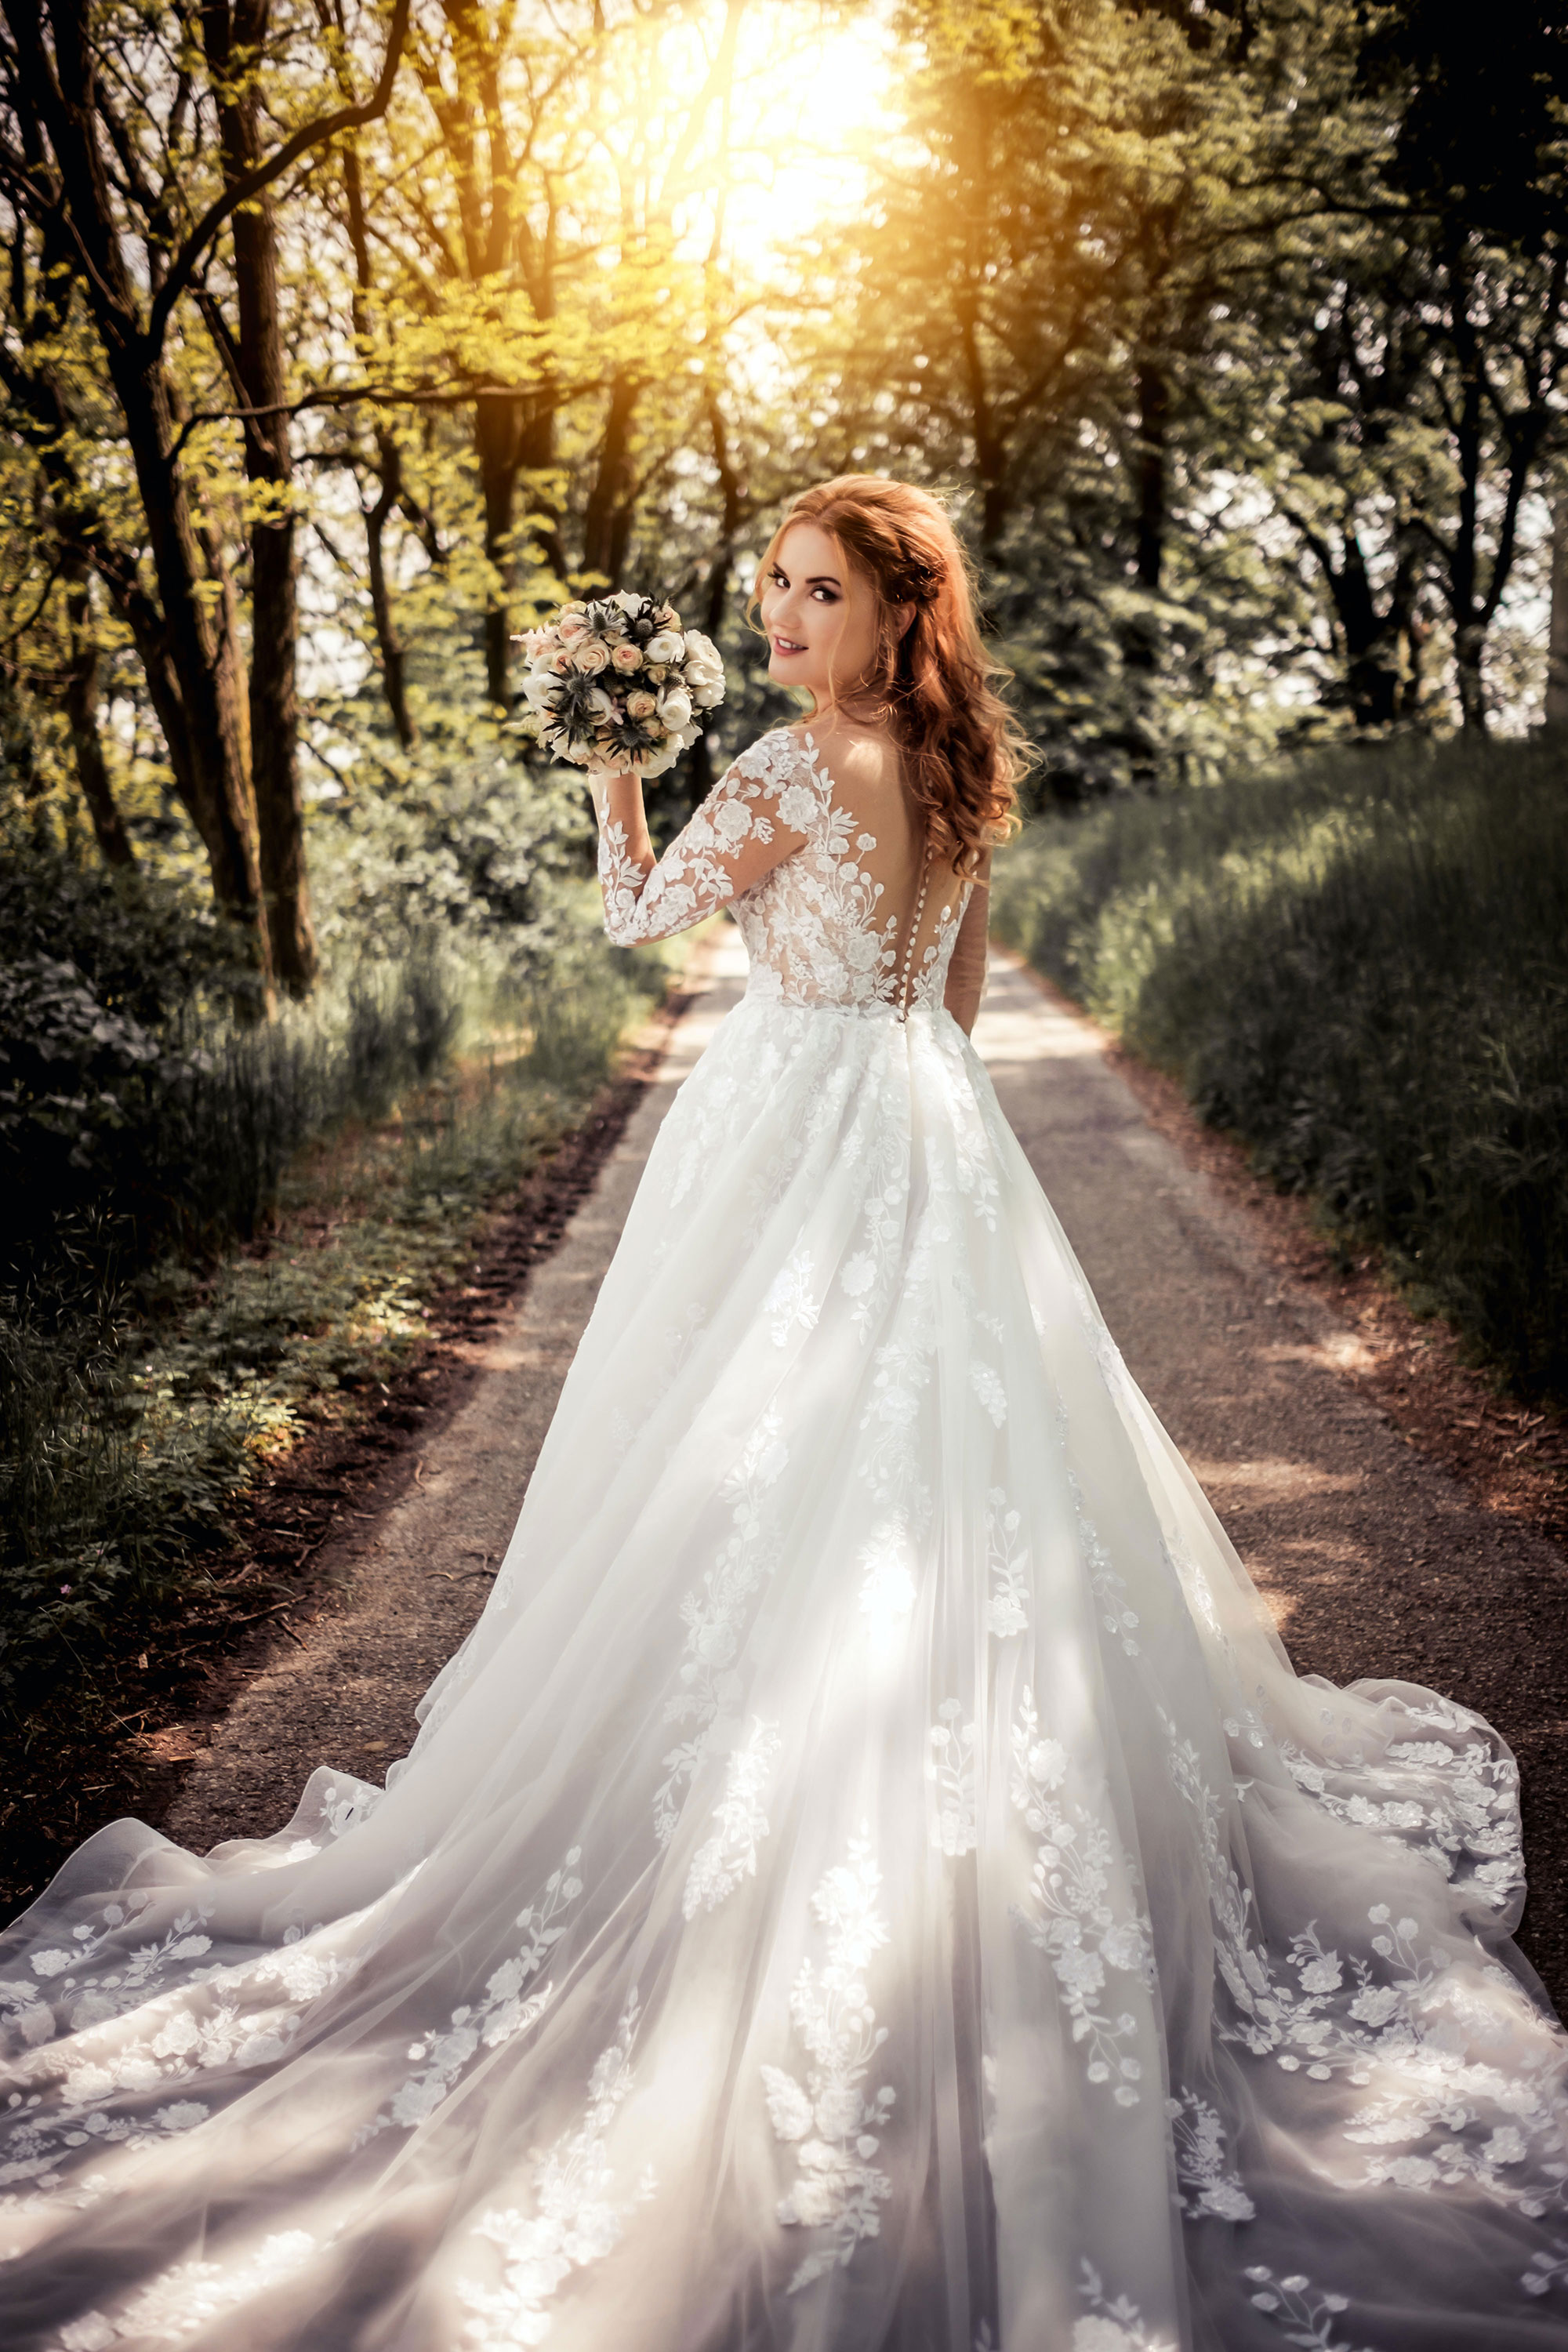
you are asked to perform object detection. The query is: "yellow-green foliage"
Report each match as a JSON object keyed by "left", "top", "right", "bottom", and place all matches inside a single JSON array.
[{"left": 990, "top": 735, "right": 1568, "bottom": 1396}]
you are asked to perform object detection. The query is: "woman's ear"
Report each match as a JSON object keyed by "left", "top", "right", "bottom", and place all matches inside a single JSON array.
[{"left": 894, "top": 601, "right": 916, "bottom": 642}]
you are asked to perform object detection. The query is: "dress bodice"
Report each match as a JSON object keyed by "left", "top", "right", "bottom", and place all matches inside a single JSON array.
[{"left": 597, "top": 728, "right": 974, "bottom": 1019}]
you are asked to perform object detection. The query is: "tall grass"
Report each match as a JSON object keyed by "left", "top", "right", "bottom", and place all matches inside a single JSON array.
[{"left": 990, "top": 733, "right": 1568, "bottom": 1396}]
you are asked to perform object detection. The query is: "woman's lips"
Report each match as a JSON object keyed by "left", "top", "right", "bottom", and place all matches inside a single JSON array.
[{"left": 771, "top": 637, "right": 805, "bottom": 657}]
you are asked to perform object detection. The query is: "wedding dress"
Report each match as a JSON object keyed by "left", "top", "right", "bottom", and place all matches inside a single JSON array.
[{"left": 4, "top": 725, "right": 1568, "bottom": 2352}]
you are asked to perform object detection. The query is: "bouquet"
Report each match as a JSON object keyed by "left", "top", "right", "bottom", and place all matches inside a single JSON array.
[{"left": 518, "top": 591, "right": 726, "bottom": 779}]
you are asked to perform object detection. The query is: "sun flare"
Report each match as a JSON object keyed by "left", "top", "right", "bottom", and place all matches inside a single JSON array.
[{"left": 681, "top": 5, "right": 898, "bottom": 279}]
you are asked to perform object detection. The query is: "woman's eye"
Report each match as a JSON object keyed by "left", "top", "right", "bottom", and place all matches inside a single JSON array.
[
  {"left": 768, "top": 568, "right": 787, "bottom": 587},
  {"left": 811, "top": 586, "right": 838, "bottom": 603}
]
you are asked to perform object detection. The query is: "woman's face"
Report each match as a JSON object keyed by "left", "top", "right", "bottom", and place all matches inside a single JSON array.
[{"left": 758, "top": 521, "right": 881, "bottom": 707}]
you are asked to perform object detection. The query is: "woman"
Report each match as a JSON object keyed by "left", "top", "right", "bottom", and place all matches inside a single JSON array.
[{"left": 2, "top": 476, "right": 1566, "bottom": 2352}]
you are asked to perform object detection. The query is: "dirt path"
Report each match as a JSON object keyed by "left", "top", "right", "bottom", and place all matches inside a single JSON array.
[
  {"left": 160, "top": 935, "right": 747, "bottom": 1854},
  {"left": 978, "top": 949, "right": 1568, "bottom": 2006},
  {"left": 165, "top": 928, "right": 1568, "bottom": 2008}
]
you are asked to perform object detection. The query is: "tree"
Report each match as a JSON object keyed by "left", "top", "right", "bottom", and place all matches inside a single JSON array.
[{"left": 0, "top": 0, "right": 408, "bottom": 989}]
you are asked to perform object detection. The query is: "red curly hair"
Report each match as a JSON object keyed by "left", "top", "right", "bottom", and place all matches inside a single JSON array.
[{"left": 751, "top": 475, "right": 1027, "bottom": 876}]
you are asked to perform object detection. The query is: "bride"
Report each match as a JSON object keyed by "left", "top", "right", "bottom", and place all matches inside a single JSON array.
[{"left": 3, "top": 475, "right": 1567, "bottom": 2352}]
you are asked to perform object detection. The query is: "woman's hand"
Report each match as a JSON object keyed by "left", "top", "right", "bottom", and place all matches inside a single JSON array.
[{"left": 591, "top": 769, "right": 655, "bottom": 875}]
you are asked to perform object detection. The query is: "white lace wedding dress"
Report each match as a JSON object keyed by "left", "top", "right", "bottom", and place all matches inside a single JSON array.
[{"left": 4, "top": 727, "right": 1568, "bottom": 2352}]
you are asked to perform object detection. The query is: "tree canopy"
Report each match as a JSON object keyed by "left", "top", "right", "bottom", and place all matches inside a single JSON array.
[{"left": 1, "top": 0, "right": 1563, "bottom": 975}]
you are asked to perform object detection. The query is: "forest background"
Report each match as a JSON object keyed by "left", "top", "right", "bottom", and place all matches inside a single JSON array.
[{"left": 1, "top": 0, "right": 1566, "bottom": 1846}]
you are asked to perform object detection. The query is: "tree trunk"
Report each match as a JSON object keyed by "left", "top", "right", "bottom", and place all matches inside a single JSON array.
[
  {"left": 108, "top": 345, "right": 272, "bottom": 986},
  {"left": 1547, "top": 473, "right": 1568, "bottom": 727},
  {"left": 366, "top": 434, "right": 416, "bottom": 749},
  {"left": 208, "top": 0, "right": 316, "bottom": 993},
  {"left": 339, "top": 135, "right": 417, "bottom": 748},
  {"left": 1454, "top": 622, "right": 1490, "bottom": 733},
  {"left": 63, "top": 575, "right": 133, "bottom": 867},
  {"left": 519, "top": 398, "right": 568, "bottom": 581},
  {"left": 684, "top": 385, "right": 743, "bottom": 806},
  {"left": 476, "top": 392, "right": 523, "bottom": 706},
  {"left": 582, "top": 373, "right": 639, "bottom": 588},
  {"left": 1134, "top": 359, "right": 1167, "bottom": 595}
]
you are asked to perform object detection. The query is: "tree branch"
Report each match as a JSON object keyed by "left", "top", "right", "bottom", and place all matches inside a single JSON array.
[{"left": 147, "top": 0, "right": 410, "bottom": 354}]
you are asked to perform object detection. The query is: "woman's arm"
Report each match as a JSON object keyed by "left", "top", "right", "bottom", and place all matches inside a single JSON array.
[
  {"left": 594, "top": 731, "right": 813, "bottom": 946},
  {"left": 942, "top": 851, "right": 993, "bottom": 1036}
]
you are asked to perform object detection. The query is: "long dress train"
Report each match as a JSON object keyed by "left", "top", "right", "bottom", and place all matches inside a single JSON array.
[{"left": 2, "top": 727, "right": 1567, "bottom": 2352}]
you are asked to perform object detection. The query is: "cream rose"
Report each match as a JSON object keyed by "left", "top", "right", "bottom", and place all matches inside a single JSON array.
[
  {"left": 681, "top": 630, "right": 725, "bottom": 706},
  {"left": 626, "top": 690, "right": 658, "bottom": 719},
  {"left": 611, "top": 642, "right": 643, "bottom": 673},
  {"left": 574, "top": 640, "right": 610, "bottom": 673}
]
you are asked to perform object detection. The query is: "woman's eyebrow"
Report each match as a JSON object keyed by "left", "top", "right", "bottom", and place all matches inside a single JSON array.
[{"left": 805, "top": 573, "right": 842, "bottom": 587}]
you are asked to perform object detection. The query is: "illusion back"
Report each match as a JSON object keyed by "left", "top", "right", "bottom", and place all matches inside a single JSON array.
[{"left": 599, "top": 728, "right": 974, "bottom": 1016}]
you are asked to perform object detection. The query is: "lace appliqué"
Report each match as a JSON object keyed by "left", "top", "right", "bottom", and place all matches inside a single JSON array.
[
  {"left": 598, "top": 728, "right": 973, "bottom": 1023},
  {"left": 597, "top": 732, "right": 809, "bottom": 947},
  {"left": 456, "top": 1994, "right": 655, "bottom": 2347},
  {"left": 351, "top": 1849, "right": 582, "bottom": 2144},
  {"left": 1009, "top": 1691, "right": 1152, "bottom": 2105},
  {"left": 1168, "top": 2088, "right": 1255, "bottom": 2221},
  {"left": 2, "top": 1904, "right": 370, "bottom": 2205},
  {"left": 1280, "top": 1692, "right": 1523, "bottom": 1912},
  {"left": 684, "top": 1719, "right": 782, "bottom": 1919},
  {"left": 1069, "top": 1470, "right": 1142, "bottom": 1660},
  {"left": 54, "top": 2230, "right": 319, "bottom": 2348},
  {"left": 985, "top": 1486, "right": 1029, "bottom": 1637},
  {"left": 655, "top": 1411, "right": 789, "bottom": 1845},
  {"left": 1073, "top": 2259, "right": 1179, "bottom": 2351},
  {"left": 1163, "top": 1710, "right": 1568, "bottom": 2233},
  {"left": 927, "top": 1704, "right": 978, "bottom": 1857},
  {"left": 763, "top": 1828, "right": 896, "bottom": 2292},
  {"left": 1243, "top": 2267, "right": 1377, "bottom": 2351}
]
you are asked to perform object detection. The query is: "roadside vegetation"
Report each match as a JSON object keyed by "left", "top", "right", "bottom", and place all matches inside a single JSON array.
[
  {"left": 0, "top": 791, "right": 670, "bottom": 1730},
  {"left": 990, "top": 734, "right": 1568, "bottom": 1400}
]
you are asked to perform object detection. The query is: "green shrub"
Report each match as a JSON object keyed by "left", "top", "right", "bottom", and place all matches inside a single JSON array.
[
  {"left": 990, "top": 733, "right": 1568, "bottom": 1395},
  {"left": 0, "top": 773, "right": 669, "bottom": 1717}
]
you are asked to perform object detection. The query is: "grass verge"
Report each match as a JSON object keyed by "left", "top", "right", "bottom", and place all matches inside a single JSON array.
[
  {"left": 989, "top": 732, "right": 1568, "bottom": 1398},
  {"left": 0, "top": 922, "right": 675, "bottom": 1729}
]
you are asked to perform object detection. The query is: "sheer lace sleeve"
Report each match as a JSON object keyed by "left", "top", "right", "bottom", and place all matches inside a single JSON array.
[
  {"left": 942, "top": 857, "right": 992, "bottom": 1035},
  {"left": 597, "top": 730, "right": 815, "bottom": 947}
]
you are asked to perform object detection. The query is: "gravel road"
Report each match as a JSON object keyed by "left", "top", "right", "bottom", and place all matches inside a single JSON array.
[{"left": 164, "top": 926, "right": 1568, "bottom": 2007}]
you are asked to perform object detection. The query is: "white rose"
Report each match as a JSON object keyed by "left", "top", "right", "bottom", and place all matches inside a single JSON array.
[
  {"left": 574, "top": 640, "right": 610, "bottom": 673},
  {"left": 608, "top": 590, "right": 644, "bottom": 613},
  {"left": 682, "top": 629, "right": 725, "bottom": 695},
  {"left": 583, "top": 686, "right": 615, "bottom": 720},
  {"left": 658, "top": 687, "right": 693, "bottom": 729},
  {"left": 645, "top": 630, "right": 683, "bottom": 665}
]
